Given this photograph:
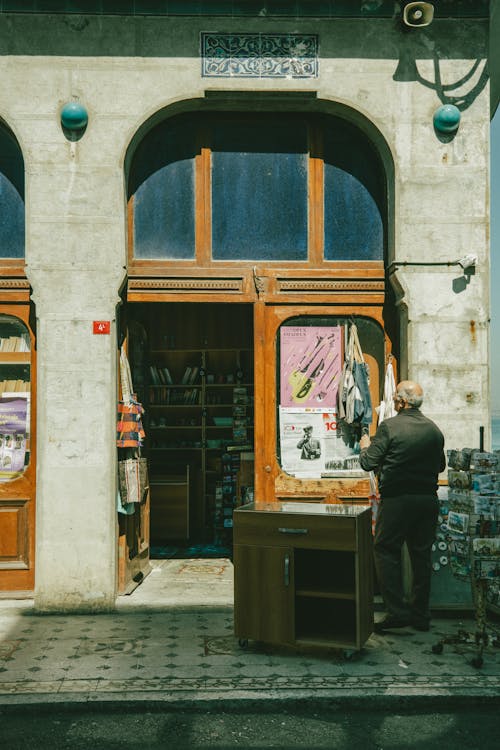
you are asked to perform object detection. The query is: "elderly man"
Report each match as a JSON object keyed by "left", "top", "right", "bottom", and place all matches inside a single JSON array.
[{"left": 359, "top": 380, "right": 445, "bottom": 632}]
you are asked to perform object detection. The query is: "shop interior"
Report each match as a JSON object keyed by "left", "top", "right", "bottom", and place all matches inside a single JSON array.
[{"left": 127, "top": 302, "right": 254, "bottom": 559}]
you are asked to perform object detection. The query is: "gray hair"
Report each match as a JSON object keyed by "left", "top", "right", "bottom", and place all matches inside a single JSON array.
[{"left": 396, "top": 382, "right": 424, "bottom": 408}]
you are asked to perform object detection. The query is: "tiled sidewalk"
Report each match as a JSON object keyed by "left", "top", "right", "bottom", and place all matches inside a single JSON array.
[{"left": 0, "top": 560, "right": 499, "bottom": 707}]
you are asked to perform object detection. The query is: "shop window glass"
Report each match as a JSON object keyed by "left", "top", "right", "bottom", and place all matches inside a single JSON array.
[
  {"left": 211, "top": 116, "right": 308, "bottom": 261},
  {"left": 0, "top": 315, "right": 31, "bottom": 481},
  {"left": 128, "top": 112, "right": 386, "bottom": 265},
  {"left": 323, "top": 125, "right": 383, "bottom": 261},
  {"left": 0, "top": 126, "right": 25, "bottom": 259},
  {"left": 130, "top": 117, "right": 196, "bottom": 260},
  {"left": 276, "top": 316, "right": 384, "bottom": 477}
]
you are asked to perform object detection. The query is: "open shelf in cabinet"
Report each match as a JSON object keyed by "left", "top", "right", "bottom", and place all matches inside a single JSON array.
[{"left": 295, "top": 598, "right": 357, "bottom": 644}]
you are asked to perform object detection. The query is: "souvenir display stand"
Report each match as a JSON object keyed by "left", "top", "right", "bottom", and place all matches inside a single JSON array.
[{"left": 432, "top": 443, "right": 500, "bottom": 668}]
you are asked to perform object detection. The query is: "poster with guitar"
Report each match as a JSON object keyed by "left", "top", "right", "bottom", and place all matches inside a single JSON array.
[{"left": 280, "top": 325, "right": 342, "bottom": 409}]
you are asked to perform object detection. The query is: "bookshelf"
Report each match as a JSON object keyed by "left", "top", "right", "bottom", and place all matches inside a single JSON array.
[
  {"left": 128, "top": 303, "right": 254, "bottom": 546},
  {"left": 147, "top": 348, "right": 253, "bottom": 542},
  {"left": 0, "top": 316, "right": 32, "bottom": 481}
]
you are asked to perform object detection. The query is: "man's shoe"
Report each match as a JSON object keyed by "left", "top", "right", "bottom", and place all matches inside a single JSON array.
[{"left": 373, "top": 615, "right": 411, "bottom": 633}]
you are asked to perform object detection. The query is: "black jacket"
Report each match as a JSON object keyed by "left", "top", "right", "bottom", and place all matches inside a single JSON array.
[{"left": 359, "top": 407, "right": 445, "bottom": 497}]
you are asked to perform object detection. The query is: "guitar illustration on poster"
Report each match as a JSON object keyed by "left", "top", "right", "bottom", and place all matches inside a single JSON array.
[{"left": 280, "top": 326, "right": 342, "bottom": 409}]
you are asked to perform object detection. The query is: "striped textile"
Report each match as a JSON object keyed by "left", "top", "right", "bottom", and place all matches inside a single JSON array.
[{"left": 117, "top": 400, "right": 145, "bottom": 448}]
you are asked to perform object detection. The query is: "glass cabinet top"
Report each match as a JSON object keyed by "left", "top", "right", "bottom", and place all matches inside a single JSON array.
[{"left": 237, "top": 501, "right": 369, "bottom": 517}]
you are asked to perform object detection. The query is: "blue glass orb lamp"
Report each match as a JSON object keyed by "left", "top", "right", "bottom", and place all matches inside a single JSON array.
[
  {"left": 60, "top": 101, "right": 88, "bottom": 132},
  {"left": 433, "top": 104, "right": 461, "bottom": 134}
]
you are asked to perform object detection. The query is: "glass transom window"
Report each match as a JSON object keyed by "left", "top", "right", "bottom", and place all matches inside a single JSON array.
[{"left": 128, "top": 112, "right": 385, "bottom": 265}]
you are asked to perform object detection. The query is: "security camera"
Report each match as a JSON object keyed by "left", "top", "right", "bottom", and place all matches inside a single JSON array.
[
  {"left": 403, "top": 2, "right": 435, "bottom": 28},
  {"left": 457, "top": 254, "right": 477, "bottom": 271}
]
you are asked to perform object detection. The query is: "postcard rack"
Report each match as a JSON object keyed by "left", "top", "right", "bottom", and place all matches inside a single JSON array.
[{"left": 432, "top": 442, "right": 500, "bottom": 668}]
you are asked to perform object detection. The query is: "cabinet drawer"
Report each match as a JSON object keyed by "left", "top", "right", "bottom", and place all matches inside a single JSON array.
[{"left": 233, "top": 509, "right": 358, "bottom": 551}]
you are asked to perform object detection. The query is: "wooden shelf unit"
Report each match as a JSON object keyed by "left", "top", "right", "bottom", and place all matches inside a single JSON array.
[
  {"left": 128, "top": 303, "right": 254, "bottom": 545},
  {"left": 233, "top": 503, "right": 373, "bottom": 651}
]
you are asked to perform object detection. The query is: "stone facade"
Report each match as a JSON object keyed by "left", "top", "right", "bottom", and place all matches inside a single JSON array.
[{"left": 0, "top": 7, "right": 495, "bottom": 609}]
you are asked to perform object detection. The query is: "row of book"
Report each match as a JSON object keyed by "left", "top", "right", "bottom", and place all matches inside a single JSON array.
[
  {"left": 0, "top": 335, "right": 30, "bottom": 352},
  {"left": 0, "top": 380, "right": 30, "bottom": 394},
  {"left": 149, "top": 365, "right": 200, "bottom": 386},
  {"left": 149, "top": 387, "right": 201, "bottom": 405}
]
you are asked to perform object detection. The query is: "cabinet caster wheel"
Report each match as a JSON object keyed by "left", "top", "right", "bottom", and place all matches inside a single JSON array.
[
  {"left": 471, "top": 656, "right": 483, "bottom": 669},
  {"left": 238, "top": 638, "right": 248, "bottom": 649},
  {"left": 432, "top": 643, "right": 443, "bottom": 655}
]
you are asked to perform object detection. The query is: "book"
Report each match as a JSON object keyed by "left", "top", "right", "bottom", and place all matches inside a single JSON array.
[
  {"left": 149, "top": 365, "right": 160, "bottom": 385},
  {"left": 181, "top": 366, "right": 192, "bottom": 384}
]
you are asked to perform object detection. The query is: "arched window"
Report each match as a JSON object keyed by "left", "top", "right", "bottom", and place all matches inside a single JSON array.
[
  {"left": 0, "top": 124, "right": 24, "bottom": 259},
  {"left": 128, "top": 112, "right": 385, "bottom": 265}
]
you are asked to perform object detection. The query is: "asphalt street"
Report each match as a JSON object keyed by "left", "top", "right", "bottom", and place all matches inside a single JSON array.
[{"left": 1, "top": 705, "right": 499, "bottom": 750}]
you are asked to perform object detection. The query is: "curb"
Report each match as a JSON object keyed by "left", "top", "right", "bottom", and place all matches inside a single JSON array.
[{"left": 1, "top": 689, "right": 500, "bottom": 713}]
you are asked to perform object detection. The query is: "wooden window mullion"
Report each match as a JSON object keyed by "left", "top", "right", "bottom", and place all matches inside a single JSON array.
[
  {"left": 308, "top": 123, "right": 324, "bottom": 266},
  {"left": 195, "top": 125, "right": 212, "bottom": 265}
]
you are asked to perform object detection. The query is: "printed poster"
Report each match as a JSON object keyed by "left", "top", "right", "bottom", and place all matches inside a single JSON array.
[
  {"left": 0, "top": 397, "right": 28, "bottom": 479},
  {"left": 279, "top": 408, "right": 362, "bottom": 478},
  {"left": 280, "top": 326, "right": 342, "bottom": 409}
]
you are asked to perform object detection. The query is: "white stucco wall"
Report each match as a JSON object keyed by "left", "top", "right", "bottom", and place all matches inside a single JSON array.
[{"left": 0, "top": 13, "right": 490, "bottom": 609}]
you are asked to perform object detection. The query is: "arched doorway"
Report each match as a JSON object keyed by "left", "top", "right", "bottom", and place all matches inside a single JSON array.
[
  {"left": 0, "top": 123, "right": 37, "bottom": 596},
  {"left": 120, "top": 105, "right": 394, "bottom": 587}
]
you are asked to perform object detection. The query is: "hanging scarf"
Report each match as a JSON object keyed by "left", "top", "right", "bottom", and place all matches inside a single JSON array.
[
  {"left": 376, "top": 358, "right": 397, "bottom": 424},
  {"left": 338, "top": 324, "right": 372, "bottom": 426},
  {"left": 117, "top": 345, "right": 146, "bottom": 448}
]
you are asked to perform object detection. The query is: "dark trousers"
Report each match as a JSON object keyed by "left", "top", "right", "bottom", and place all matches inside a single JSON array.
[{"left": 374, "top": 493, "right": 439, "bottom": 623}]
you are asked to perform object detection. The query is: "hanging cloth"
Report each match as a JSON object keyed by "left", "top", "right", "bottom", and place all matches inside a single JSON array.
[
  {"left": 120, "top": 344, "right": 134, "bottom": 406},
  {"left": 116, "top": 401, "right": 146, "bottom": 448},
  {"left": 376, "top": 358, "right": 397, "bottom": 425},
  {"left": 338, "top": 324, "right": 372, "bottom": 427},
  {"left": 118, "top": 456, "right": 149, "bottom": 504},
  {"left": 117, "top": 345, "right": 146, "bottom": 448}
]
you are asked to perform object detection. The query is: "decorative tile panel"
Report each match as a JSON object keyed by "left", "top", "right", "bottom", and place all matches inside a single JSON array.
[
  {"left": 129, "top": 278, "right": 244, "bottom": 293},
  {"left": 201, "top": 33, "right": 318, "bottom": 78}
]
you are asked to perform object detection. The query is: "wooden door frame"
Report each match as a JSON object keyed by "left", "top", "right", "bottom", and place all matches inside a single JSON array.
[
  {"left": 0, "top": 299, "right": 37, "bottom": 595},
  {"left": 116, "top": 322, "right": 152, "bottom": 596},
  {"left": 254, "top": 301, "right": 393, "bottom": 506}
]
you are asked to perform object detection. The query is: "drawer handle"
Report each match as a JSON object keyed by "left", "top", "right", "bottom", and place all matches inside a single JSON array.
[
  {"left": 284, "top": 554, "right": 290, "bottom": 586},
  {"left": 278, "top": 527, "right": 308, "bottom": 535}
]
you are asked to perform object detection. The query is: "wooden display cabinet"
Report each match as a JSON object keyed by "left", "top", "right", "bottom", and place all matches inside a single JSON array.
[
  {"left": 150, "top": 466, "right": 190, "bottom": 542},
  {"left": 233, "top": 502, "right": 373, "bottom": 651}
]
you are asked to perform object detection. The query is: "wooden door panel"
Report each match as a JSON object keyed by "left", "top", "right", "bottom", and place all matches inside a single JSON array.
[
  {"left": 0, "top": 499, "right": 29, "bottom": 568},
  {"left": 256, "top": 304, "right": 388, "bottom": 505},
  {"left": 117, "top": 328, "right": 151, "bottom": 596},
  {"left": 234, "top": 544, "right": 294, "bottom": 645}
]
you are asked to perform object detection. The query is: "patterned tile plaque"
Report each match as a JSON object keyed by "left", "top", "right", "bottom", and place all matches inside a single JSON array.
[{"left": 201, "top": 32, "right": 318, "bottom": 78}]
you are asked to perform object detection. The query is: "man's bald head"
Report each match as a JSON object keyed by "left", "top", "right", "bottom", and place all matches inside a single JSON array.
[{"left": 396, "top": 380, "right": 424, "bottom": 408}]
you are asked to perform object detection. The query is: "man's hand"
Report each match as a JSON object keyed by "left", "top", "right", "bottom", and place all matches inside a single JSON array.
[{"left": 359, "top": 434, "right": 371, "bottom": 450}]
